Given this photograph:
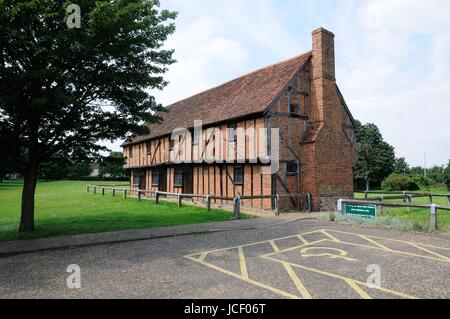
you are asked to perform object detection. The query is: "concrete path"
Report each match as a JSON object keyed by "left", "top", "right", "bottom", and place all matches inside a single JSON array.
[{"left": 0, "top": 218, "right": 449, "bottom": 299}]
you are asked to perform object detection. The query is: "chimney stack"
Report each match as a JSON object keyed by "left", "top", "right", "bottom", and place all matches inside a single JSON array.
[{"left": 311, "top": 27, "right": 335, "bottom": 82}]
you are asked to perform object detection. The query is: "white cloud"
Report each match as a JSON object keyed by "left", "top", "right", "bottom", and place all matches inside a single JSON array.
[{"left": 361, "top": 0, "right": 450, "bottom": 34}]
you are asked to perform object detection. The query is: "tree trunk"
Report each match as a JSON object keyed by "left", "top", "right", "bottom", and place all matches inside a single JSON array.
[
  {"left": 19, "top": 164, "right": 39, "bottom": 232},
  {"left": 365, "top": 178, "right": 370, "bottom": 192}
]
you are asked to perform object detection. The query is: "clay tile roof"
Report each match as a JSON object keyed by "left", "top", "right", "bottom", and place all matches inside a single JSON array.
[{"left": 123, "top": 51, "right": 312, "bottom": 145}]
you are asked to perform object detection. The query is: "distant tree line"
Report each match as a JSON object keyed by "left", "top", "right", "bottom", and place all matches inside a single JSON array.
[{"left": 354, "top": 120, "right": 450, "bottom": 191}]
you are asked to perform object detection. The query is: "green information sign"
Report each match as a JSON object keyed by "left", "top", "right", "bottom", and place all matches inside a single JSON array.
[{"left": 345, "top": 203, "right": 376, "bottom": 219}]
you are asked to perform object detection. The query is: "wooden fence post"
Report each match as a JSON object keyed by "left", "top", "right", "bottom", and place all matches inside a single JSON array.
[
  {"left": 178, "top": 194, "right": 182, "bottom": 207},
  {"left": 448, "top": 195, "right": 450, "bottom": 205},
  {"left": 86, "top": 185, "right": 90, "bottom": 193},
  {"left": 233, "top": 196, "right": 240, "bottom": 220},
  {"left": 155, "top": 192, "right": 159, "bottom": 204},
  {"left": 123, "top": 189, "right": 127, "bottom": 200},
  {"left": 112, "top": 189, "right": 115, "bottom": 197},
  {"left": 429, "top": 194, "right": 433, "bottom": 204},
  {"left": 274, "top": 194, "right": 280, "bottom": 216},
  {"left": 406, "top": 195, "right": 412, "bottom": 213},
  {"left": 206, "top": 196, "right": 211, "bottom": 211},
  {"left": 102, "top": 188, "right": 105, "bottom": 196},
  {"left": 93, "top": 186, "right": 97, "bottom": 194},
  {"left": 430, "top": 204, "right": 437, "bottom": 231},
  {"left": 138, "top": 190, "right": 141, "bottom": 201}
]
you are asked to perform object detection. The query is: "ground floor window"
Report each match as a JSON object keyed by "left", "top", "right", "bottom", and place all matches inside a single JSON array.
[
  {"left": 286, "top": 161, "right": 299, "bottom": 175},
  {"left": 234, "top": 166, "right": 243, "bottom": 185},
  {"left": 174, "top": 169, "right": 183, "bottom": 187},
  {"left": 133, "top": 173, "right": 140, "bottom": 187},
  {"left": 152, "top": 170, "right": 160, "bottom": 186}
]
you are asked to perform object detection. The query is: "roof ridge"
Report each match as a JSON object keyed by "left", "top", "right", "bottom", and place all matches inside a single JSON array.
[{"left": 164, "top": 51, "right": 312, "bottom": 110}]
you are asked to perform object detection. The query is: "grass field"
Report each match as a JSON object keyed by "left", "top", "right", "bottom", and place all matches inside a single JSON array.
[
  {"left": 354, "top": 188, "right": 450, "bottom": 231},
  {"left": 0, "top": 180, "right": 244, "bottom": 242}
]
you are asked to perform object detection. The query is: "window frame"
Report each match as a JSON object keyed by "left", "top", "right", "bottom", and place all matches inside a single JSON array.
[
  {"left": 146, "top": 141, "right": 152, "bottom": 155},
  {"left": 129, "top": 146, "right": 134, "bottom": 158},
  {"left": 174, "top": 169, "right": 183, "bottom": 187},
  {"left": 169, "top": 138, "right": 174, "bottom": 150},
  {"left": 286, "top": 161, "right": 299, "bottom": 176},
  {"left": 233, "top": 166, "right": 244, "bottom": 185},
  {"left": 228, "top": 122, "right": 237, "bottom": 142},
  {"left": 152, "top": 170, "right": 160, "bottom": 186}
]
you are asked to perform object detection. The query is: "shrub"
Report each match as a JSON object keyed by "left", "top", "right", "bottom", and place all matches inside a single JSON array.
[
  {"left": 410, "top": 174, "right": 434, "bottom": 190},
  {"left": 329, "top": 211, "right": 336, "bottom": 222},
  {"left": 381, "top": 173, "right": 420, "bottom": 191}
]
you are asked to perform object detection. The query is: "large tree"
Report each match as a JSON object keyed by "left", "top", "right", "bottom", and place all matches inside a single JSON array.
[
  {"left": 354, "top": 121, "right": 395, "bottom": 191},
  {"left": 0, "top": 0, "right": 176, "bottom": 232},
  {"left": 99, "top": 151, "right": 126, "bottom": 179}
]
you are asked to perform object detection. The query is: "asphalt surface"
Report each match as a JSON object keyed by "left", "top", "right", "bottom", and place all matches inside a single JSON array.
[{"left": 0, "top": 218, "right": 449, "bottom": 299}]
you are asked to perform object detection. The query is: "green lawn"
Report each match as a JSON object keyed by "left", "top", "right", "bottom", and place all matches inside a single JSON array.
[
  {"left": 354, "top": 188, "right": 450, "bottom": 231},
  {"left": 0, "top": 180, "right": 244, "bottom": 242}
]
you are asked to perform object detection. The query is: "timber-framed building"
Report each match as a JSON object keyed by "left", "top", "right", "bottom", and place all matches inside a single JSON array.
[{"left": 122, "top": 28, "right": 356, "bottom": 211}]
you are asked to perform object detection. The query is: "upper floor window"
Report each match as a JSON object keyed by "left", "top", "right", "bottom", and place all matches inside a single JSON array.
[
  {"left": 192, "top": 130, "right": 200, "bottom": 145},
  {"left": 169, "top": 138, "right": 174, "bottom": 150},
  {"left": 228, "top": 123, "right": 237, "bottom": 142},
  {"left": 146, "top": 142, "right": 152, "bottom": 155},
  {"left": 129, "top": 146, "right": 133, "bottom": 158},
  {"left": 290, "top": 102, "right": 299, "bottom": 115},
  {"left": 234, "top": 166, "right": 243, "bottom": 185}
]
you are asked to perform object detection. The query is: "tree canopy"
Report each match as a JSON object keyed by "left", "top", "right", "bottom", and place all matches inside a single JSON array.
[
  {"left": 0, "top": 0, "right": 177, "bottom": 231},
  {"left": 354, "top": 120, "right": 395, "bottom": 191}
]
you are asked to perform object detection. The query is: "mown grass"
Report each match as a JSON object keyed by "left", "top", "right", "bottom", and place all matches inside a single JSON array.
[
  {"left": 354, "top": 188, "right": 450, "bottom": 231},
  {"left": 0, "top": 180, "right": 246, "bottom": 242}
]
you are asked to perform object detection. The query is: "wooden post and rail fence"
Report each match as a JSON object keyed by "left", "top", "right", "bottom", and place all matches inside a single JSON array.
[{"left": 86, "top": 184, "right": 312, "bottom": 219}]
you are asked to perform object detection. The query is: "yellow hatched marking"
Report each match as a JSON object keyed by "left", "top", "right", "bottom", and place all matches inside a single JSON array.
[
  {"left": 262, "top": 239, "right": 330, "bottom": 258},
  {"left": 407, "top": 243, "right": 450, "bottom": 262},
  {"left": 268, "top": 240, "right": 312, "bottom": 299},
  {"left": 281, "top": 261, "right": 313, "bottom": 299},
  {"left": 358, "top": 235, "right": 393, "bottom": 251},
  {"left": 184, "top": 229, "right": 326, "bottom": 258},
  {"left": 263, "top": 255, "right": 417, "bottom": 299},
  {"left": 185, "top": 255, "right": 300, "bottom": 299},
  {"left": 297, "top": 235, "right": 308, "bottom": 244},
  {"left": 344, "top": 279, "right": 372, "bottom": 299},
  {"left": 238, "top": 246, "right": 249, "bottom": 279},
  {"left": 270, "top": 240, "right": 280, "bottom": 252},
  {"left": 198, "top": 252, "right": 208, "bottom": 262},
  {"left": 320, "top": 229, "right": 341, "bottom": 242},
  {"left": 324, "top": 229, "right": 450, "bottom": 252}
]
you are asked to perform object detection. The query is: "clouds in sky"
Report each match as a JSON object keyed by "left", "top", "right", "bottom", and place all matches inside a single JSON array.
[{"left": 107, "top": 0, "right": 450, "bottom": 167}]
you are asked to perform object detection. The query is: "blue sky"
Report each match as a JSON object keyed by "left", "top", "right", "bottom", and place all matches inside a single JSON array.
[{"left": 106, "top": 0, "right": 450, "bottom": 167}]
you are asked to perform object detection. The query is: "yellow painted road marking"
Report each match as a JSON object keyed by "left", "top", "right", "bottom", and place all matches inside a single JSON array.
[
  {"left": 185, "top": 228, "right": 449, "bottom": 299},
  {"left": 268, "top": 240, "right": 312, "bottom": 299},
  {"left": 281, "top": 261, "right": 312, "bottom": 299},
  {"left": 185, "top": 255, "right": 300, "bottom": 299},
  {"left": 358, "top": 235, "right": 393, "bottom": 251},
  {"left": 270, "top": 240, "right": 280, "bottom": 252},
  {"left": 320, "top": 229, "right": 341, "bottom": 242},
  {"left": 297, "top": 235, "right": 308, "bottom": 244},
  {"left": 407, "top": 243, "right": 450, "bottom": 262},
  {"left": 300, "top": 247, "right": 357, "bottom": 262},
  {"left": 263, "top": 255, "right": 417, "bottom": 299},
  {"left": 324, "top": 229, "right": 450, "bottom": 252},
  {"left": 198, "top": 252, "right": 208, "bottom": 262},
  {"left": 344, "top": 279, "right": 372, "bottom": 299},
  {"left": 238, "top": 246, "right": 249, "bottom": 279}
]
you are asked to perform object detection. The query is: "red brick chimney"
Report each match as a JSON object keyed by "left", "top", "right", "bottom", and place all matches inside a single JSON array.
[{"left": 310, "top": 27, "right": 336, "bottom": 124}]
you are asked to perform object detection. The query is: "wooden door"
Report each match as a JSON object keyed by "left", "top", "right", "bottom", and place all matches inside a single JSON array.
[
  {"left": 183, "top": 167, "right": 193, "bottom": 194},
  {"left": 159, "top": 168, "right": 167, "bottom": 192}
]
